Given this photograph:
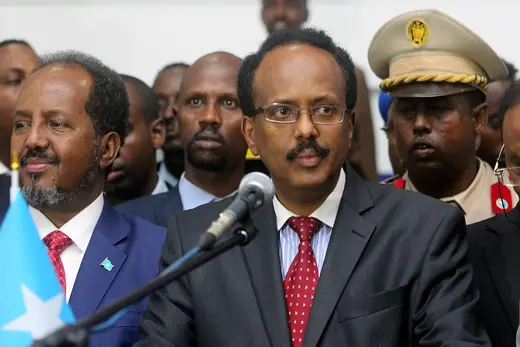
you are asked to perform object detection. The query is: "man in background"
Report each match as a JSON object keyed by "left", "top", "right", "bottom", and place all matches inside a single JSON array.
[
  {"left": 261, "top": 0, "right": 378, "bottom": 181},
  {"left": 0, "top": 39, "right": 38, "bottom": 222},
  {"left": 11, "top": 51, "right": 165, "bottom": 346},
  {"left": 118, "top": 52, "right": 247, "bottom": 226},
  {"left": 153, "top": 62, "right": 189, "bottom": 187},
  {"left": 478, "top": 59, "right": 517, "bottom": 167},
  {"left": 105, "top": 74, "right": 169, "bottom": 205}
]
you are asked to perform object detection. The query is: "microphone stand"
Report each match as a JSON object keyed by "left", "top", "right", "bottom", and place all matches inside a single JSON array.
[{"left": 32, "top": 224, "right": 257, "bottom": 347}]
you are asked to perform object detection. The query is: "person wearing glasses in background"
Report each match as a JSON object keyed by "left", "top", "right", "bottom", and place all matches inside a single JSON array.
[
  {"left": 468, "top": 79, "right": 520, "bottom": 347},
  {"left": 370, "top": 10, "right": 518, "bottom": 224}
]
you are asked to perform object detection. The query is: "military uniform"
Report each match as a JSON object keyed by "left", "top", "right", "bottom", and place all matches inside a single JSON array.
[{"left": 369, "top": 9, "right": 518, "bottom": 224}]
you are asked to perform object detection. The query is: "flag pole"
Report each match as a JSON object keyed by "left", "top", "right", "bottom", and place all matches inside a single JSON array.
[{"left": 10, "top": 152, "right": 19, "bottom": 204}]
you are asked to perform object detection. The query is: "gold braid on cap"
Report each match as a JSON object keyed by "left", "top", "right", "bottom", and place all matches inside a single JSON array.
[{"left": 380, "top": 72, "right": 488, "bottom": 91}]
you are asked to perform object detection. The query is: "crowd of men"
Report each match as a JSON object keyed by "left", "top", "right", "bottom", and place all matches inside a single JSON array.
[{"left": 1, "top": 1, "right": 520, "bottom": 346}]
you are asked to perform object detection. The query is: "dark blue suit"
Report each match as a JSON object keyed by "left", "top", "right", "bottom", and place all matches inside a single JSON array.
[
  {"left": 0, "top": 174, "right": 10, "bottom": 225},
  {"left": 116, "top": 187, "right": 183, "bottom": 228},
  {"left": 69, "top": 202, "right": 165, "bottom": 347}
]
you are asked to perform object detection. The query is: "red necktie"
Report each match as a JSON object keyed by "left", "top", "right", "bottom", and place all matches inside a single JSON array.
[
  {"left": 43, "top": 230, "right": 72, "bottom": 294},
  {"left": 284, "top": 216, "right": 321, "bottom": 347}
]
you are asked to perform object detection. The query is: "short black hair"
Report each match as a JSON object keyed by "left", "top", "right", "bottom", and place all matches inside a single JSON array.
[
  {"left": 0, "top": 39, "right": 34, "bottom": 51},
  {"left": 160, "top": 62, "right": 189, "bottom": 72},
  {"left": 35, "top": 50, "right": 129, "bottom": 145},
  {"left": 237, "top": 27, "right": 357, "bottom": 117},
  {"left": 120, "top": 74, "right": 160, "bottom": 124},
  {"left": 498, "top": 79, "right": 520, "bottom": 130},
  {"left": 502, "top": 58, "right": 518, "bottom": 81}
]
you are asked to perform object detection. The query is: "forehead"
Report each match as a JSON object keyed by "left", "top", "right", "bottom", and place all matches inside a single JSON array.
[
  {"left": 181, "top": 62, "right": 239, "bottom": 97},
  {"left": 254, "top": 44, "right": 345, "bottom": 104},
  {"left": 17, "top": 64, "right": 92, "bottom": 112},
  {"left": 0, "top": 44, "right": 37, "bottom": 72},
  {"left": 503, "top": 105, "right": 520, "bottom": 144},
  {"left": 263, "top": 0, "right": 305, "bottom": 7},
  {"left": 123, "top": 81, "right": 145, "bottom": 124},
  {"left": 154, "top": 68, "right": 186, "bottom": 90}
]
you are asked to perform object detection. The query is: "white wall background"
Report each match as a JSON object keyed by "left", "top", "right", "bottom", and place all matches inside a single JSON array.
[{"left": 1, "top": 0, "right": 519, "bottom": 176}]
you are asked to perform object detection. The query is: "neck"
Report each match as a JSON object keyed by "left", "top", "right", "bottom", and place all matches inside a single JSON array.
[
  {"left": 38, "top": 183, "right": 104, "bottom": 229},
  {"left": 409, "top": 158, "right": 479, "bottom": 199},
  {"left": 275, "top": 170, "right": 340, "bottom": 216},
  {"left": 164, "top": 150, "right": 184, "bottom": 179},
  {"left": 107, "top": 169, "right": 159, "bottom": 205},
  {"left": 184, "top": 163, "right": 244, "bottom": 198}
]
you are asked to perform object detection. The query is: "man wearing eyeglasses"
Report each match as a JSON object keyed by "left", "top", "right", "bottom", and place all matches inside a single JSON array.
[
  {"left": 136, "top": 26, "right": 490, "bottom": 347},
  {"left": 372, "top": 10, "right": 518, "bottom": 225},
  {"left": 467, "top": 79, "right": 520, "bottom": 347}
]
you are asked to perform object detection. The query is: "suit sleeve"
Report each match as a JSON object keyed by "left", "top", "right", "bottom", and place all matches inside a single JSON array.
[
  {"left": 134, "top": 217, "right": 196, "bottom": 347},
  {"left": 412, "top": 208, "right": 491, "bottom": 346}
]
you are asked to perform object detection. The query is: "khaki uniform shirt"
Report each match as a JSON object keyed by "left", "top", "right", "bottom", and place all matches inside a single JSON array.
[{"left": 403, "top": 159, "right": 519, "bottom": 225}]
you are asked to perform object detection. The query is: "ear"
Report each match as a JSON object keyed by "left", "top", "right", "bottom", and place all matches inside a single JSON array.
[
  {"left": 473, "top": 102, "right": 488, "bottom": 135},
  {"left": 242, "top": 116, "right": 258, "bottom": 156},
  {"left": 98, "top": 132, "right": 120, "bottom": 170},
  {"left": 150, "top": 118, "right": 165, "bottom": 150}
]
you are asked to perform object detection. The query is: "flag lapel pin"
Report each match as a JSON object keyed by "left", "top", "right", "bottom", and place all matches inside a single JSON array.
[{"left": 100, "top": 258, "right": 114, "bottom": 272}]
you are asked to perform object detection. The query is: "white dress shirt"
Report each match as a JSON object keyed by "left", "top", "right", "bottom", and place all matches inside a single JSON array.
[
  {"left": 30, "top": 193, "right": 104, "bottom": 302},
  {"left": 151, "top": 177, "right": 170, "bottom": 195},
  {"left": 273, "top": 168, "right": 346, "bottom": 279},
  {"left": 158, "top": 162, "right": 179, "bottom": 188},
  {"left": 0, "top": 161, "right": 8, "bottom": 175}
]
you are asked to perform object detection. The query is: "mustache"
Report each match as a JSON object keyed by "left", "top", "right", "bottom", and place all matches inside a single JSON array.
[
  {"left": 20, "top": 148, "right": 60, "bottom": 167},
  {"left": 192, "top": 128, "right": 225, "bottom": 144},
  {"left": 285, "top": 139, "right": 330, "bottom": 161}
]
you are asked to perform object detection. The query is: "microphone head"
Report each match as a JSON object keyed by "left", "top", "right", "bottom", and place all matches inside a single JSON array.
[{"left": 238, "top": 172, "right": 275, "bottom": 207}]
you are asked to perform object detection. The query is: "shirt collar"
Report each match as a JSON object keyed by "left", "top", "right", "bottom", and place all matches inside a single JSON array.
[
  {"left": 30, "top": 193, "right": 105, "bottom": 253},
  {"left": 158, "top": 162, "right": 179, "bottom": 188},
  {"left": 178, "top": 173, "right": 236, "bottom": 211},
  {"left": 152, "top": 177, "right": 169, "bottom": 195},
  {"left": 0, "top": 161, "right": 9, "bottom": 175},
  {"left": 273, "top": 168, "right": 346, "bottom": 230}
]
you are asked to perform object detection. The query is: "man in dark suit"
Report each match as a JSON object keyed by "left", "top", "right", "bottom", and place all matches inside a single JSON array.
[
  {"left": 135, "top": 28, "right": 490, "bottom": 346},
  {"left": 117, "top": 52, "right": 248, "bottom": 227},
  {"left": 467, "top": 79, "right": 520, "bottom": 347},
  {"left": 11, "top": 50, "right": 165, "bottom": 347}
]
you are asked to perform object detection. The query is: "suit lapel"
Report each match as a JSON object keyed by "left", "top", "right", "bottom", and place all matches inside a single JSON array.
[
  {"left": 241, "top": 203, "right": 291, "bottom": 347},
  {"left": 69, "top": 203, "right": 128, "bottom": 319},
  {"left": 162, "top": 187, "right": 183, "bottom": 224},
  {"left": 483, "top": 213, "right": 520, "bottom": 331},
  {"left": 303, "top": 166, "right": 376, "bottom": 347}
]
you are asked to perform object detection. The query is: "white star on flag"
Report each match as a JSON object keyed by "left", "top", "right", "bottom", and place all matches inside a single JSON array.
[{"left": 2, "top": 284, "right": 66, "bottom": 340}]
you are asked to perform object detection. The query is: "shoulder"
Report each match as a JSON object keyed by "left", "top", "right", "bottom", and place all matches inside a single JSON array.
[
  {"left": 467, "top": 212, "right": 508, "bottom": 245},
  {"left": 117, "top": 188, "right": 181, "bottom": 213},
  {"left": 119, "top": 209, "right": 166, "bottom": 245}
]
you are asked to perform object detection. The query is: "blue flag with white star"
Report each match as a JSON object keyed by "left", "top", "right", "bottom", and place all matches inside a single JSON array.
[{"left": 0, "top": 191, "right": 76, "bottom": 346}]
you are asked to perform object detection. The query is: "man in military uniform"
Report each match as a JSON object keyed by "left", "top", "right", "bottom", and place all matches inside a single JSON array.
[{"left": 369, "top": 9, "right": 518, "bottom": 224}]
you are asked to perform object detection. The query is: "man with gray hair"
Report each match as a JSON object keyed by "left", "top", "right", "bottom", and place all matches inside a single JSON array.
[{"left": 11, "top": 50, "right": 165, "bottom": 347}]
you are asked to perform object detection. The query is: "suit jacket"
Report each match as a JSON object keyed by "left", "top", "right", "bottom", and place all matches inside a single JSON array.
[
  {"left": 116, "top": 187, "right": 183, "bottom": 228},
  {"left": 467, "top": 206, "right": 520, "bottom": 347},
  {"left": 0, "top": 174, "right": 10, "bottom": 224},
  {"left": 135, "top": 167, "right": 490, "bottom": 347},
  {"left": 69, "top": 203, "right": 166, "bottom": 347}
]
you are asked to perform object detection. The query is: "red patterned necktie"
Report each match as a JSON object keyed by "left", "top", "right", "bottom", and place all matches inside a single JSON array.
[
  {"left": 43, "top": 230, "right": 72, "bottom": 294},
  {"left": 284, "top": 216, "right": 321, "bottom": 347}
]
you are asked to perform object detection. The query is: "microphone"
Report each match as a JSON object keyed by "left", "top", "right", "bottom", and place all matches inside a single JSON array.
[{"left": 197, "top": 172, "right": 274, "bottom": 250}]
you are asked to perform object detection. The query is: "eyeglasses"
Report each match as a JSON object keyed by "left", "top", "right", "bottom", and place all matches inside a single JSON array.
[
  {"left": 252, "top": 103, "right": 348, "bottom": 124},
  {"left": 493, "top": 144, "right": 520, "bottom": 187}
]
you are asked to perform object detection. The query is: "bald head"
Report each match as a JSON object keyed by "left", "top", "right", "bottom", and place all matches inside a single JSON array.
[
  {"left": 176, "top": 51, "right": 248, "bottom": 175},
  {"left": 178, "top": 52, "right": 242, "bottom": 101}
]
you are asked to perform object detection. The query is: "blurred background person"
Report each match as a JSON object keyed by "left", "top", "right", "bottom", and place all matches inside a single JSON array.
[
  {"left": 153, "top": 62, "right": 189, "bottom": 187},
  {"left": 379, "top": 91, "right": 405, "bottom": 182},
  {"left": 478, "top": 59, "right": 517, "bottom": 167},
  {"left": 105, "top": 74, "right": 168, "bottom": 205}
]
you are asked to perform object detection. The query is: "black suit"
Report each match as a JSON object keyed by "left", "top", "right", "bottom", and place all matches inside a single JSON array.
[
  {"left": 467, "top": 206, "right": 520, "bottom": 347},
  {"left": 135, "top": 167, "right": 490, "bottom": 347},
  {"left": 0, "top": 174, "right": 10, "bottom": 224},
  {"left": 116, "top": 187, "right": 183, "bottom": 227}
]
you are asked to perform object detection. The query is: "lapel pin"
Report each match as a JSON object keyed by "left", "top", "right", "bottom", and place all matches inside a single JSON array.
[{"left": 100, "top": 257, "right": 114, "bottom": 272}]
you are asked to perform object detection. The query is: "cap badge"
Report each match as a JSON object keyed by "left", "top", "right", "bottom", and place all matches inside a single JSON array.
[{"left": 407, "top": 19, "right": 429, "bottom": 47}]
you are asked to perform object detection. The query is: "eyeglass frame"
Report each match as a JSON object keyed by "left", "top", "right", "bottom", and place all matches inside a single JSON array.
[
  {"left": 251, "top": 102, "right": 351, "bottom": 124},
  {"left": 493, "top": 144, "right": 520, "bottom": 187}
]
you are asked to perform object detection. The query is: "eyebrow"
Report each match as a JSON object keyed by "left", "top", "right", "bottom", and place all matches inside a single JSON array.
[
  {"left": 270, "top": 95, "right": 339, "bottom": 105},
  {"left": 14, "top": 109, "right": 65, "bottom": 118}
]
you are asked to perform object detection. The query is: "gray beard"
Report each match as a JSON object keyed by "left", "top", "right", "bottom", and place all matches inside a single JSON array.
[{"left": 22, "top": 141, "right": 100, "bottom": 209}]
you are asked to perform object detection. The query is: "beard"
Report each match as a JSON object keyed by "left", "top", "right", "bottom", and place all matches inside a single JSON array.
[
  {"left": 186, "top": 145, "right": 227, "bottom": 172},
  {"left": 22, "top": 140, "right": 101, "bottom": 208}
]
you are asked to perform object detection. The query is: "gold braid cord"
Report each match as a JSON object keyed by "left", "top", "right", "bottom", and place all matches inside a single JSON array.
[{"left": 380, "top": 73, "right": 488, "bottom": 91}]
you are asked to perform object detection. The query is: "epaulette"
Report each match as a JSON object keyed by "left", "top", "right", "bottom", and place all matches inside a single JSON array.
[
  {"left": 380, "top": 174, "right": 400, "bottom": 185},
  {"left": 490, "top": 182, "right": 513, "bottom": 214}
]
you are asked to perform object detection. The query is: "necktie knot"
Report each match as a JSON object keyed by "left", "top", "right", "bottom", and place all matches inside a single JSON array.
[
  {"left": 43, "top": 230, "right": 72, "bottom": 255},
  {"left": 287, "top": 216, "right": 321, "bottom": 242}
]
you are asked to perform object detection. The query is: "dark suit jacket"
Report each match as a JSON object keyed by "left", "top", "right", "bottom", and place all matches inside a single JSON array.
[
  {"left": 116, "top": 187, "right": 183, "bottom": 228},
  {"left": 467, "top": 207, "right": 520, "bottom": 347},
  {"left": 0, "top": 174, "right": 10, "bottom": 225},
  {"left": 135, "top": 167, "right": 490, "bottom": 347},
  {"left": 69, "top": 202, "right": 166, "bottom": 347}
]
